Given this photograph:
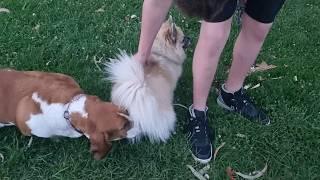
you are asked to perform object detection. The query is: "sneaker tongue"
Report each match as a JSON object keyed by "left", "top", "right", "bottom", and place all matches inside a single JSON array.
[
  {"left": 234, "top": 87, "right": 244, "bottom": 96},
  {"left": 193, "top": 109, "right": 206, "bottom": 120}
]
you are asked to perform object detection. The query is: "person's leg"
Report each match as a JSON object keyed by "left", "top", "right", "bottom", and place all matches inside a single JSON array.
[
  {"left": 188, "top": 19, "right": 231, "bottom": 164},
  {"left": 134, "top": 0, "right": 173, "bottom": 64},
  {"left": 186, "top": 0, "right": 238, "bottom": 164},
  {"left": 225, "top": 0, "right": 286, "bottom": 91},
  {"left": 192, "top": 19, "right": 232, "bottom": 111},
  {"left": 225, "top": 13, "right": 272, "bottom": 92},
  {"left": 217, "top": 0, "right": 286, "bottom": 125}
]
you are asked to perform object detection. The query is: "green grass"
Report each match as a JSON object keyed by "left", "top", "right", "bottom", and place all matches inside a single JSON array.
[{"left": 0, "top": 0, "right": 319, "bottom": 179}]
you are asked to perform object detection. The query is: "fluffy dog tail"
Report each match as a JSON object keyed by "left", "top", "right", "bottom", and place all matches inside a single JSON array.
[{"left": 105, "top": 52, "right": 175, "bottom": 143}]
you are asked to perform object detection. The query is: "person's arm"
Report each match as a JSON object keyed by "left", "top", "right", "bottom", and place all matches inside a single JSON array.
[{"left": 134, "top": 0, "right": 173, "bottom": 64}]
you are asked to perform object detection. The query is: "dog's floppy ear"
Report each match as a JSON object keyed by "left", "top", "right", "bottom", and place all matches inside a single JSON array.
[
  {"left": 87, "top": 119, "right": 112, "bottom": 160},
  {"left": 89, "top": 131, "right": 112, "bottom": 160}
]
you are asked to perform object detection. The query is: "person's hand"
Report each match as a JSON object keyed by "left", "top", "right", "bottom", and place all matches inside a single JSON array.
[
  {"left": 133, "top": 0, "right": 173, "bottom": 65},
  {"left": 133, "top": 52, "right": 148, "bottom": 65}
]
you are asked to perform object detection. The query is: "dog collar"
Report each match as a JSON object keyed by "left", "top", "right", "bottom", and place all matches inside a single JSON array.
[{"left": 63, "top": 94, "right": 86, "bottom": 134}]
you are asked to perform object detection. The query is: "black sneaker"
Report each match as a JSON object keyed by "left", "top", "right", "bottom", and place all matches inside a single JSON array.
[
  {"left": 217, "top": 84, "right": 271, "bottom": 125},
  {"left": 186, "top": 105, "right": 214, "bottom": 164}
]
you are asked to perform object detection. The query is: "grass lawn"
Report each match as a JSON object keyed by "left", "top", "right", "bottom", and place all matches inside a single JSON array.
[{"left": 0, "top": 0, "right": 319, "bottom": 179}]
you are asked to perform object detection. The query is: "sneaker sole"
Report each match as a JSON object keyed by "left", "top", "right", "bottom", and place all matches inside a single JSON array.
[
  {"left": 217, "top": 95, "right": 271, "bottom": 126},
  {"left": 190, "top": 145, "right": 213, "bottom": 164}
]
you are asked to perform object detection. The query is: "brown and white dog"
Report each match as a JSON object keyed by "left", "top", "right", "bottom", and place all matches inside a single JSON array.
[{"left": 0, "top": 69, "right": 131, "bottom": 160}]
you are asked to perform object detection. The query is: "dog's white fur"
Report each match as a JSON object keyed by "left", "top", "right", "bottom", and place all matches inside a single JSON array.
[
  {"left": 105, "top": 19, "right": 187, "bottom": 142},
  {"left": 25, "top": 92, "right": 86, "bottom": 138},
  {"left": 0, "top": 92, "right": 87, "bottom": 138}
]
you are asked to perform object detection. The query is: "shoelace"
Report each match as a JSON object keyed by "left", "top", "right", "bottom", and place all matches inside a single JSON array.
[
  {"left": 232, "top": 90, "right": 253, "bottom": 111},
  {"left": 190, "top": 117, "right": 210, "bottom": 144}
]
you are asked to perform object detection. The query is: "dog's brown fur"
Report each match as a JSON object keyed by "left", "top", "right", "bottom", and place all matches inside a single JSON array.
[{"left": 0, "top": 69, "right": 131, "bottom": 160}]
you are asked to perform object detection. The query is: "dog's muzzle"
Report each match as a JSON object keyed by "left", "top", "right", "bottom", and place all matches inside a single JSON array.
[{"left": 182, "top": 36, "right": 192, "bottom": 49}]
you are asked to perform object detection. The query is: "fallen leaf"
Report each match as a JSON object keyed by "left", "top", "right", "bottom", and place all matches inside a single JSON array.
[
  {"left": 186, "top": 165, "right": 208, "bottom": 180},
  {"left": 214, "top": 142, "right": 225, "bottom": 160},
  {"left": 293, "top": 76, "right": 298, "bottom": 82},
  {"left": 0, "top": 8, "right": 10, "bottom": 13},
  {"left": 236, "top": 133, "right": 246, "bottom": 138},
  {"left": 270, "top": 76, "right": 283, "bottom": 80},
  {"left": 251, "top": 61, "right": 277, "bottom": 73},
  {"left": 226, "top": 167, "right": 236, "bottom": 180},
  {"left": 173, "top": 103, "right": 188, "bottom": 110},
  {"left": 198, "top": 165, "right": 210, "bottom": 176},
  {"left": 95, "top": 8, "right": 105, "bottom": 12},
  {"left": 250, "top": 83, "right": 261, "bottom": 89},
  {"left": 93, "top": 55, "right": 103, "bottom": 72},
  {"left": 235, "top": 163, "right": 268, "bottom": 180},
  {"left": 130, "top": 14, "right": 137, "bottom": 19},
  {"left": 27, "top": 136, "right": 33, "bottom": 148},
  {"left": 187, "top": 158, "right": 211, "bottom": 179},
  {"left": 244, "top": 84, "right": 252, "bottom": 90}
]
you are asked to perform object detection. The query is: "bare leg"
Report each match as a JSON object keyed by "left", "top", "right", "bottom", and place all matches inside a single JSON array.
[
  {"left": 225, "top": 13, "right": 273, "bottom": 92},
  {"left": 193, "top": 19, "right": 232, "bottom": 111},
  {"left": 134, "top": 0, "right": 173, "bottom": 64}
]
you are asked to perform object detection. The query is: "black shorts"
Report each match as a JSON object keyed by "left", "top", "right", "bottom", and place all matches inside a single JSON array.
[{"left": 205, "top": 0, "right": 286, "bottom": 23}]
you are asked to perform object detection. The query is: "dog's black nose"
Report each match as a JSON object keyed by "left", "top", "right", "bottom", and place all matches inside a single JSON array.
[{"left": 182, "top": 36, "right": 191, "bottom": 49}]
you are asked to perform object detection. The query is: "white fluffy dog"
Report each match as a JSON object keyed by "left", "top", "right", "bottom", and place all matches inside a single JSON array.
[{"left": 105, "top": 17, "right": 190, "bottom": 142}]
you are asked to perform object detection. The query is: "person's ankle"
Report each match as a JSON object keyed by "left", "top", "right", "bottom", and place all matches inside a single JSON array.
[
  {"left": 223, "top": 83, "right": 242, "bottom": 94},
  {"left": 192, "top": 104, "right": 207, "bottom": 112}
]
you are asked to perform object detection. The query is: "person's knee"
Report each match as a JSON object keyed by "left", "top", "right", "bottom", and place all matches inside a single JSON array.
[
  {"left": 213, "top": 29, "right": 230, "bottom": 42},
  {"left": 241, "top": 15, "right": 272, "bottom": 43},
  {"left": 201, "top": 21, "right": 231, "bottom": 45},
  {"left": 251, "top": 25, "right": 270, "bottom": 43}
]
